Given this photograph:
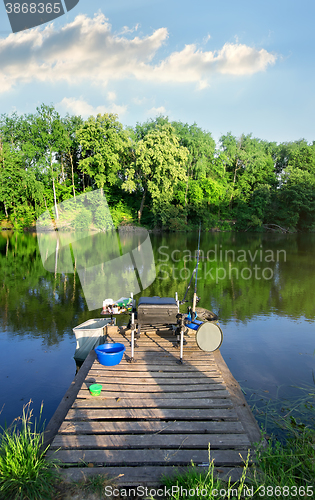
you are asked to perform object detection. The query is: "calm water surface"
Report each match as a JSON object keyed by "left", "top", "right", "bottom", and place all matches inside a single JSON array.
[{"left": 0, "top": 231, "right": 314, "bottom": 434}]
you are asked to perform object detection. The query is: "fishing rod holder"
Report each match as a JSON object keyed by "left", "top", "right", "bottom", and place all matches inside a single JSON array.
[{"left": 175, "top": 313, "right": 186, "bottom": 364}]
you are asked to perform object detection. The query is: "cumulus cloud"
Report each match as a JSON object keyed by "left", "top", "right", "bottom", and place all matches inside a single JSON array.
[
  {"left": 0, "top": 13, "right": 277, "bottom": 93},
  {"left": 118, "top": 23, "right": 140, "bottom": 35},
  {"left": 107, "top": 91, "right": 116, "bottom": 101},
  {"left": 146, "top": 106, "right": 167, "bottom": 116},
  {"left": 147, "top": 42, "right": 276, "bottom": 83},
  {"left": 59, "top": 96, "right": 127, "bottom": 118}
]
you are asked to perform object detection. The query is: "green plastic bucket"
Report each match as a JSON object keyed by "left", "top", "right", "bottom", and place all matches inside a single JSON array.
[{"left": 89, "top": 384, "right": 102, "bottom": 396}]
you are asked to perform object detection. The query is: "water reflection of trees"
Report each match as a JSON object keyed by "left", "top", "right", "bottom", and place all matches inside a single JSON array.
[
  {"left": 0, "top": 232, "right": 314, "bottom": 346},
  {"left": 0, "top": 232, "right": 85, "bottom": 346},
  {"left": 148, "top": 232, "right": 315, "bottom": 322}
]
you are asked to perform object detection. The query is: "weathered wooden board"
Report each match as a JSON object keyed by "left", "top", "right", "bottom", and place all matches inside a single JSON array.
[
  {"left": 84, "top": 375, "right": 224, "bottom": 385},
  {"left": 58, "top": 420, "right": 246, "bottom": 435},
  {"left": 71, "top": 397, "right": 233, "bottom": 409},
  {"left": 65, "top": 407, "right": 238, "bottom": 420},
  {"left": 88, "top": 364, "right": 219, "bottom": 372},
  {"left": 86, "top": 369, "right": 220, "bottom": 378},
  {"left": 47, "top": 447, "right": 251, "bottom": 466},
  {"left": 58, "top": 465, "right": 246, "bottom": 486},
  {"left": 51, "top": 433, "right": 251, "bottom": 450},
  {"left": 75, "top": 383, "right": 227, "bottom": 393},
  {"left": 76, "top": 389, "right": 230, "bottom": 399}
]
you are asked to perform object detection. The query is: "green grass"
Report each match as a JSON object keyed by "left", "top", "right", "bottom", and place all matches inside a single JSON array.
[
  {"left": 0, "top": 401, "right": 60, "bottom": 500},
  {"left": 159, "top": 426, "right": 315, "bottom": 500},
  {"left": 54, "top": 473, "right": 114, "bottom": 500},
  {"left": 161, "top": 447, "right": 259, "bottom": 500},
  {"left": 249, "top": 421, "right": 315, "bottom": 499}
]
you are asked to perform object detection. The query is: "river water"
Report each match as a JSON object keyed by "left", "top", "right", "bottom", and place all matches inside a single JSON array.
[{"left": 0, "top": 230, "right": 314, "bottom": 436}]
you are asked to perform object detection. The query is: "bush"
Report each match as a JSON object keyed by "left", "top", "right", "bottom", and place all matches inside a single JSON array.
[
  {"left": 71, "top": 206, "right": 93, "bottom": 231},
  {"left": 94, "top": 203, "right": 114, "bottom": 230},
  {"left": 110, "top": 201, "right": 134, "bottom": 228},
  {"left": 157, "top": 205, "right": 188, "bottom": 230},
  {"left": 9, "top": 205, "right": 36, "bottom": 231}
]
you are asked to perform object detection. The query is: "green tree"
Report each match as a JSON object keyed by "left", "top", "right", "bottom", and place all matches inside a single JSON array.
[
  {"left": 60, "top": 114, "right": 84, "bottom": 198},
  {"left": 0, "top": 143, "right": 43, "bottom": 228},
  {"left": 31, "top": 104, "right": 67, "bottom": 221},
  {"left": 77, "top": 113, "right": 130, "bottom": 196},
  {"left": 122, "top": 123, "right": 188, "bottom": 224},
  {"left": 220, "top": 133, "right": 277, "bottom": 228}
]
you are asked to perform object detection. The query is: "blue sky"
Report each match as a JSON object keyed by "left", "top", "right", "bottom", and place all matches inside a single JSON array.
[{"left": 0, "top": 0, "right": 314, "bottom": 144}]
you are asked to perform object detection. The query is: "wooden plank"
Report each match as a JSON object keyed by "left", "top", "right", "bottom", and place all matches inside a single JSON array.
[
  {"left": 51, "top": 433, "right": 251, "bottom": 450},
  {"left": 85, "top": 370, "right": 222, "bottom": 379},
  {"left": 92, "top": 354, "right": 216, "bottom": 362},
  {"left": 119, "top": 349, "right": 216, "bottom": 356},
  {"left": 83, "top": 376, "right": 224, "bottom": 385},
  {"left": 76, "top": 390, "right": 230, "bottom": 399},
  {"left": 58, "top": 420, "right": 246, "bottom": 435},
  {"left": 46, "top": 448, "right": 251, "bottom": 466},
  {"left": 91, "top": 358, "right": 216, "bottom": 365},
  {"left": 72, "top": 383, "right": 226, "bottom": 393},
  {"left": 107, "top": 337, "right": 192, "bottom": 342},
  {"left": 130, "top": 344, "right": 189, "bottom": 348},
  {"left": 103, "top": 360, "right": 220, "bottom": 367},
  {"left": 65, "top": 407, "right": 238, "bottom": 420},
  {"left": 88, "top": 365, "right": 219, "bottom": 373},
  {"left": 98, "top": 351, "right": 216, "bottom": 357},
  {"left": 71, "top": 398, "right": 233, "bottom": 409},
  {"left": 91, "top": 360, "right": 220, "bottom": 371},
  {"left": 112, "top": 342, "right": 193, "bottom": 347},
  {"left": 59, "top": 465, "right": 246, "bottom": 486},
  {"left": 91, "top": 362, "right": 219, "bottom": 370}
]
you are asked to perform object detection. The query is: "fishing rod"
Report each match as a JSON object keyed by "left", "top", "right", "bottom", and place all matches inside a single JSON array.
[
  {"left": 180, "top": 223, "right": 201, "bottom": 316},
  {"left": 180, "top": 267, "right": 196, "bottom": 305},
  {"left": 192, "top": 222, "right": 201, "bottom": 318}
]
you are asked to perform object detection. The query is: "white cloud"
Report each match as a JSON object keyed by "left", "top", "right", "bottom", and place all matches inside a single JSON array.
[
  {"left": 146, "top": 106, "right": 167, "bottom": 116},
  {"left": 0, "top": 13, "right": 277, "bottom": 94},
  {"left": 215, "top": 42, "right": 276, "bottom": 75},
  {"left": 147, "top": 42, "right": 276, "bottom": 84},
  {"left": 58, "top": 97, "right": 127, "bottom": 118},
  {"left": 118, "top": 23, "right": 140, "bottom": 35},
  {"left": 107, "top": 91, "right": 116, "bottom": 101},
  {"left": 133, "top": 97, "right": 148, "bottom": 105}
]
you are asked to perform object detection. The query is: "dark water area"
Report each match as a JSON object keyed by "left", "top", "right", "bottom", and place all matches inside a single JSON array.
[{"left": 0, "top": 230, "right": 314, "bottom": 437}]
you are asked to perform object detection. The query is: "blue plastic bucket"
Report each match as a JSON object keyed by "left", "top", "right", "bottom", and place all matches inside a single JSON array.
[{"left": 95, "top": 343, "right": 126, "bottom": 366}]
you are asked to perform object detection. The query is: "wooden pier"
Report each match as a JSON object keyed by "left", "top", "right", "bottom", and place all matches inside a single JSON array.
[{"left": 45, "top": 325, "right": 262, "bottom": 486}]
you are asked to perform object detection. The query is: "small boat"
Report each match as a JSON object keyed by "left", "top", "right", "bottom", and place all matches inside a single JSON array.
[{"left": 73, "top": 317, "right": 116, "bottom": 361}]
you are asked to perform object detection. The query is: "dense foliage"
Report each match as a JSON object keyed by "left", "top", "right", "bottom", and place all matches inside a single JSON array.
[{"left": 1, "top": 104, "right": 315, "bottom": 231}]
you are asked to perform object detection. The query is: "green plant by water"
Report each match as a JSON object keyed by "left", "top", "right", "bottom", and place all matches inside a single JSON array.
[{"left": 0, "top": 401, "right": 60, "bottom": 500}]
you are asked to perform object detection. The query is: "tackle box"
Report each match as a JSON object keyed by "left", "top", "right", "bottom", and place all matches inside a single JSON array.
[{"left": 137, "top": 296, "right": 178, "bottom": 325}]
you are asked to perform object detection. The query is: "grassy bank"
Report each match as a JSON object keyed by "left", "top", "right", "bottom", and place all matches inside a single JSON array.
[
  {"left": 161, "top": 423, "right": 315, "bottom": 500},
  {"left": 0, "top": 401, "right": 314, "bottom": 499},
  {"left": 0, "top": 402, "right": 60, "bottom": 500}
]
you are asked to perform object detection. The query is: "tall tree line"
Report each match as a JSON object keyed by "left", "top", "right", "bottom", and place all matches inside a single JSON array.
[{"left": 1, "top": 104, "right": 315, "bottom": 231}]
